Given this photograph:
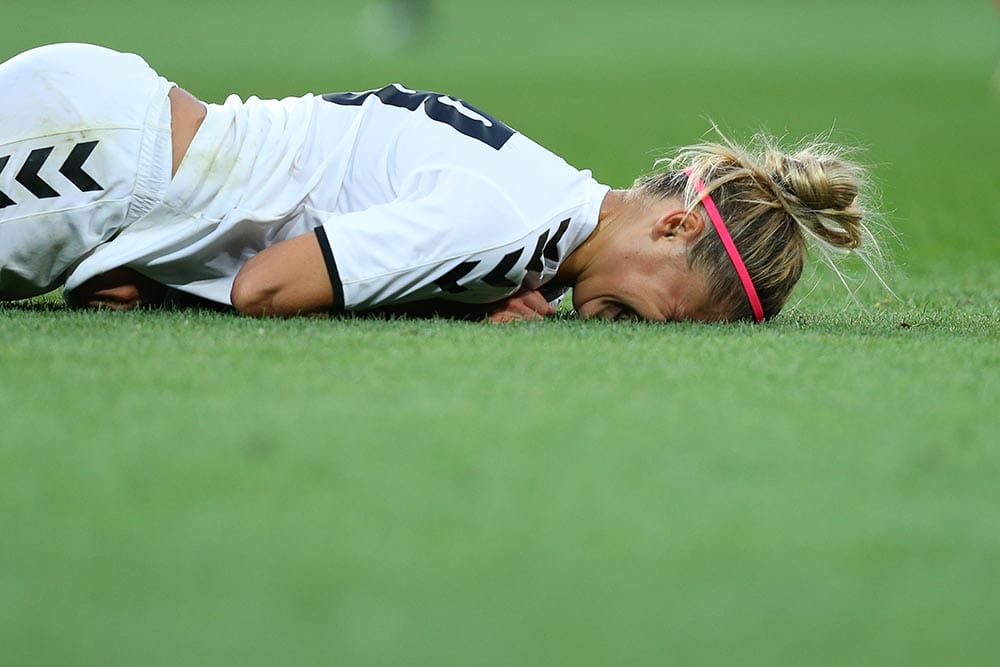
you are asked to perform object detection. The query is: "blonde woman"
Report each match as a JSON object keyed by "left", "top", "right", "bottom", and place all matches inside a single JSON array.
[{"left": 1, "top": 43, "right": 881, "bottom": 323}]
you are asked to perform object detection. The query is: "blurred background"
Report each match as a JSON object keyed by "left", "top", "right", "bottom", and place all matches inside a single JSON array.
[
  {"left": 3, "top": 2, "right": 998, "bottom": 666},
  {"left": 4, "top": 0, "right": 998, "bottom": 290}
]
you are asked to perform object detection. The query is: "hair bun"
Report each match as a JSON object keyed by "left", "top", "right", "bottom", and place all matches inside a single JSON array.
[
  {"left": 770, "top": 147, "right": 865, "bottom": 250},
  {"left": 777, "top": 153, "right": 858, "bottom": 211}
]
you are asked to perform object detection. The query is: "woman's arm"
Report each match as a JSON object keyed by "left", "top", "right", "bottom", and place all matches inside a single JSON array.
[
  {"left": 229, "top": 232, "right": 335, "bottom": 316},
  {"left": 229, "top": 232, "right": 556, "bottom": 322}
]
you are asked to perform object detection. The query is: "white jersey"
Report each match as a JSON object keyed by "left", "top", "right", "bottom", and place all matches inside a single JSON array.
[
  {"left": 2, "top": 44, "right": 610, "bottom": 309},
  {"left": 309, "top": 86, "right": 609, "bottom": 311}
]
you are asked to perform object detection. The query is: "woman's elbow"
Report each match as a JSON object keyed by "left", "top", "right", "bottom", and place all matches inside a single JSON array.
[
  {"left": 230, "top": 260, "right": 279, "bottom": 317},
  {"left": 231, "top": 235, "right": 336, "bottom": 317}
]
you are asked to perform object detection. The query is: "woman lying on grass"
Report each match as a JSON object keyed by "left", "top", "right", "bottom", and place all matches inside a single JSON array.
[{"left": 0, "top": 43, "right": 883, "bottom": 323}]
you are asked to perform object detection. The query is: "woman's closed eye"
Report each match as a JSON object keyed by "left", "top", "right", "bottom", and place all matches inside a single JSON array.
[{"left": 614, "top": 304, "right": 640, "bottom": 321}]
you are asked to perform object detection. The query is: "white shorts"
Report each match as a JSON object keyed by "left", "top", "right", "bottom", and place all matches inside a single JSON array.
[{"left": 0, "top": 43, "right": 173, "bottom": 300}]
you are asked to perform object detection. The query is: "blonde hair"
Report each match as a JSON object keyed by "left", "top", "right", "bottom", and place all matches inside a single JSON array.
[{"left": 634, "top": 131, "right": 885, "bottom": 321}]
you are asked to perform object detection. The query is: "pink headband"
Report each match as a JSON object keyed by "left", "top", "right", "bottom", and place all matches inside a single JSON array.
[{"left": 683, "top": 168, "right": 765, "bottom": 322}]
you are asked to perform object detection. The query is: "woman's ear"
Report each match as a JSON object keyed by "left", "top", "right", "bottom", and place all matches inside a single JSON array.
[{"left": 651, "top": 208, "right": 706, "bottom": 242}]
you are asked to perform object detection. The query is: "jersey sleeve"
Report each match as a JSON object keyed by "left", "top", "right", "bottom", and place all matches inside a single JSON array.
[{"left": 316, "top": 166, "right": 551, "bottom": 311}]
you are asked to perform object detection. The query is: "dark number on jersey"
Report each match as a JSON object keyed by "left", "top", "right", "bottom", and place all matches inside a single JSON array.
[{"left": 323, "top": 85, "right": 515, "bottom": 150}]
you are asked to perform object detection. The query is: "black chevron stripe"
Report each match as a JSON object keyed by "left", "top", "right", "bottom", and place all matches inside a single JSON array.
[
  {"left": 543, "top": 218, "right": 571, "bottom": 262},
  {"left": 16, "top": 146, "right": 60, "bottom": 199},
  {"left": 59, "top": 140, "right": 103, "bottom": 192},
  {"left": 482, "top": 249, "right": 523, "bottom": 288},
  {"left": 434, "top": 260, "right": 480, "bottom": 293},
  {"left": 525, "top": 231, "right": 549, "bottom": 273},
  {"left": 0, "top": 155, "right": 15, "bottom": 208}
]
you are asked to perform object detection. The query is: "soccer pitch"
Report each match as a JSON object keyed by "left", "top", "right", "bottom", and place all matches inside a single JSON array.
[{"left": 2, "top": 1, "right": 999, "bottom": 665}]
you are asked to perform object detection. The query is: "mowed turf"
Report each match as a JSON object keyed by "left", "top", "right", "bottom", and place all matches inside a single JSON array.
[{"left": 2, "top": 1, "right": 999, "bottom": 665}]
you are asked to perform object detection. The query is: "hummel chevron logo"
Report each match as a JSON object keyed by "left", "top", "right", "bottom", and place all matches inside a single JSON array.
[
  {"left": 0, "top": 156, "right": 14, "bottom": 209},
  {"left": 60, "top": 141, "right": 104, "bottom": 193},
  {"left": 431, "top": 218, "right": 575, "bottom": 294},
  {"left": 0, "top": 141, "right": 104, "bottom": 209},
  {"left": 16, "top": 147, "right": 61, "bottom": 199},
  {"left": 481, "top": 249, "right": 523, "bottom": 288},
  {"left": 434, "top": 260, "right": 480, "bottom": 293}
]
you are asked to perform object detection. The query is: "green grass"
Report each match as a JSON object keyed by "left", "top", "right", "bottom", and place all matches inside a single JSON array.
[{"left": 3, "top": 1, "right": 1000, "bottom": 665}]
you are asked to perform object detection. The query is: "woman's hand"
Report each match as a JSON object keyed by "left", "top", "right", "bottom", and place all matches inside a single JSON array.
[
  {"left": 64, "top": 267, "right": 167, "bottom": 310},
  {"left": 486, "top": 289, "right": 557, "bottom": 323}
]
